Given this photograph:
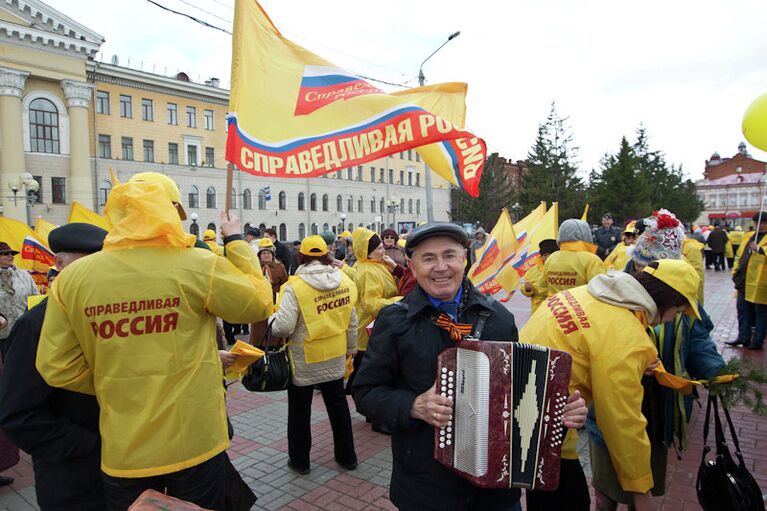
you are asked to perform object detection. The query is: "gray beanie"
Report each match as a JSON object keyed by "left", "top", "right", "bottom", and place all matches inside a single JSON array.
[{"left": 557, "top": 219, "right": 593, "bottom": 243}]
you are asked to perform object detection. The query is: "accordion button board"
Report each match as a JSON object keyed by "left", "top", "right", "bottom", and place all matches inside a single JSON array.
[{"left": 433, "top": 339, "right": 572, "bottom": 491}]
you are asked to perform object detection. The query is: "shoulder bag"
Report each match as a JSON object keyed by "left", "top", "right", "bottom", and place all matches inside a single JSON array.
[{"left": 241, "top": 319, "right": 291, "bottom": 392}]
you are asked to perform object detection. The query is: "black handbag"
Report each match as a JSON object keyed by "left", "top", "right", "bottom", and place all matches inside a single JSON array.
[
  {"left": 696, "top": 392, "right": 764, "bottom": 511},
  {"left": 241, "top": 319, "right": 291, "bottom": 392}
]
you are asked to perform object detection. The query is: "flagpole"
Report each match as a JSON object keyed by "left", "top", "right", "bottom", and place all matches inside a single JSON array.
[{"left": 226, "top": 162, "right": 234, "bottom": 214}]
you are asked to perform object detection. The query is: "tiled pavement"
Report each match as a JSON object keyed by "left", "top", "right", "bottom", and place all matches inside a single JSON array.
[{"left": 1, "top": 269, "right": 765, "bottom": 510}]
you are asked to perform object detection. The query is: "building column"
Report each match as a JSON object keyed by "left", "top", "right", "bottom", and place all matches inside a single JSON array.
[
  {"left": 0, "top": 66, "right": 29, "bottom": 221},
  {"left": 61, "top": 80, "right": 95, "bottom": 208}
]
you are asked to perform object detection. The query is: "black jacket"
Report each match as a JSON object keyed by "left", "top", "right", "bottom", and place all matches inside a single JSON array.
[
  {"left": 274, "top": 240, "right": 295, "bottom": 275},
  {"left": 593, "top": 226, "right": 622, "bottom": 259},
  {"left": 0, "top": 300, "right": 104, "bottom": 511},
  {"left": 351, "top": 282, "right": 520, "bottom": 511},
  {"left": 707, "top": 228, "right": 728, "bottom": 253}
]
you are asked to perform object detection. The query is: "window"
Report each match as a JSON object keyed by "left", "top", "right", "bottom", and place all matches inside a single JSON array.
[
  {"left": 298, "top": 223, "right": 306, "bottom": 239},
  {"left": 416, "top": 173, "right": 420, "bottom": 187},
  {"left": 322, "top": 194, "right": 329, "bottom": 211},
  {"left": 204, "top": 109, "right": 214, "bottom": 130},
  {"left": 379, "top": 168, "right": 384, "bottom": 183},
  {"left": 279, "top": 191, "right": 286, "bottom": 210},
  {"left": 380, "top": 198, "right": 384, "bottom": 213},
  {"left": 416, "top": 199, "right": 421, "bottom": 215},
  {"left": 407, "top": 149, "right": 413, "bottom": 160},
  {"left": 187, "top": 145, "right": 198, "bottom": 167},
  {"left": 400, "top": 170, "right": 404, "bottom": 184},
  {"left": 96, "top": 90, "right": 109, "bottom": 114},
  {"left": 98, "top": 134, "right": 111, "bottom": 158},
  {"left": 230, "top": 188, "right": 237, "bottom": 209},
  {"left": 119, "top": 95, "right": 132, "bottom": 118},
  {"left": 347, "top": 196, "right": 354, "bottom": 213},
  {"left": 205, "top": 147, "right": 215, "bottom": 167},
  {"left": 243, "top": 189, "right": 252, "bottom": 209},
  {"left": 121, "top": 137, "right": 134, "bottom": 160},
  {"left": 51, "top": 177, "right": 66, "bottom": 204},
  {"left": 358, "top": 196, "right": 364, "bottom": 213},
  {"left": 188, "top": 185, "right": 199, "bottom": 208},
  {"left": 99, "top": 180, "right": 112, "bottom": 206},
  {"left": 143, "top": 140, "right": 154, "bottom": 162},
  {"left": 400, "top": 198, "right": 405, "bottom": 211},
  {"left": 389, "top": 169, "right": 394, "bottom": 183},
  {"left": 168, "top": 143, "right": 179, "bottom": 164},
  {"left": 336, "top": 195, "right": 343, "bottom": 212},
  {"left": 370, "top": 196, "right": 376, "bottom": 212},
  {"left": 370, "top": 167, "right": 375, "bottom": 182},
  {"left": 310, "top": 193, "right": 317, "bottom": 211},
  {"left": 408, "top": 199, "right": 413, "bottom": 214},
  {"left": 141, "top": 99, "right": 153, "bottom": 121},
  {"left": 347, "top": 168, "right": 353, "bottom": 180},
  {"left": 416, "top": 152, "right": 420, "bottom": 162},
  {"left": 167, "top": 103, "right": 178, "bottom": 125},
  {"left": 29, "top": 98, "right": 60, "bottom": 154},
  {"left": 357, "top": 166, "right": 363, "bottom": 181},
  {"left": 279, "top": 223, "right": 287, "bottom": 241},
  {"left": 311, "top": 223, "right": 318, "bottom": 235},
  {"left": 408, "top": 172, "right": 413, "bottom": 186},
  {"left": 30, "top": 176, "right": 42, "bottom": 204},
  {"left": 189, "top": 222, "right": 199, "bottom": 238},
  {"left": 186, "top": 106, "right": 196, "bottom": 128},
  {"left": 258, "top": 190, "right": 267, "bottom": 210},
  {"left": 323, "top": 223, "right": 330, "bottom": 232},
  {"left": 298, "top": 192, "right": 305, "bottom": 211},
  {"left": 400, "top": 151, "right": 404, "bottom": 159},
  {"left": 206, "top": 187, "right": 216, "bottom": 208}
]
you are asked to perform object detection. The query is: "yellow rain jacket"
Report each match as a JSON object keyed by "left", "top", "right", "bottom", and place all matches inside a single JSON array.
[
  {"left": 520, "top": 261, "right": 547, "bottom": 313},
  {"left": 340, "top": 261, "right": 357, "bottom": 283},
  {"left": 682, "top": 238, "right": 705, "bottom": 304},
  {"left": 205, "top": 240, "right": 224, "bottom": 256},
  {"left": 729, "top": 229, "right": 744, "bottom": 246},
  {"left": 36, "top": 181, "right": 274, "bottom": 478},
  {"left": 352, "top": 228, "right": 401, "bottom": 351},
  {"left": 734, "top": 231, "right": 767, "bottom": 304},
  {"left": 603, "top": 242, "right": 630, "bottom": 272},
  {"left": 537, "top": 241, "right": 604, "bottom": 297},
  {"left": 520, "top": 272, "right": 658, "bottom": 493},
  {"left": 725, "top": 236, "right": 734, "bottom": 259}
]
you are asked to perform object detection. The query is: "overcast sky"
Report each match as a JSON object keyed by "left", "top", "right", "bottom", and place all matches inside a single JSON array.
[{"left": 46, "top": 0, "right": 767, "bottom": 181}]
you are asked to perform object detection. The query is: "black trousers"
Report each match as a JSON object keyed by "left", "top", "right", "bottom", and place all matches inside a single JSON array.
[
  {"left": 222, "top": 321, "right": 239, "bottom": 345},
  {"left": 287, "top": 378, "right": 357, "bottom": 471},
  {"left": 345, "top": 350, "right": 365, "bottom": 395},
  {"left": 713, "top": 252, "right": 725, "bottom": 271},
  {"left": 101, "top": 451, "right": 226, "bottom": 511},
  {"left": 525, "top": 458, "right": 590, "bottom": 511}
]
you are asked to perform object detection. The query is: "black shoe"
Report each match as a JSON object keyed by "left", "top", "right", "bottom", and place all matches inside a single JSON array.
[
  {"left": 747, "top": 344, "right": 764, "bottom": 350},
  {"left": 725, "top": 339, "right": 749, "bottom": 347},
  {"left": 338, "top": 459, "right": 358, "bottom": 470},
  {"left": 372, "top": 424, "right": 392, "bottom": 435},
  {"left": 0, "top": 476, "right": 13, "bottom": 486},
  {"left": 287, "top": 460, "right": 310, "bottom": 475}
]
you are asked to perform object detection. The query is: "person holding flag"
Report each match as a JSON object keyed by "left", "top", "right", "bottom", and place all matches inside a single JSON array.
[
  {"left": 0, "top": 241, "right": 39, "bottom": 358},
  {"left": 520, "top": 239, "right": 558, "bottom": 313}
]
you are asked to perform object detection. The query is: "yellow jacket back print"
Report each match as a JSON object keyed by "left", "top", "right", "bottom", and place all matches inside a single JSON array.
[{"left": 36, "top": 181, "right": 275, "bottom": 478}]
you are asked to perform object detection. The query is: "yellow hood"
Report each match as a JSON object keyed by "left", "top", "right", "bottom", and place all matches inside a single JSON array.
[
  {"left": 103, "top": 182, "right": 196, "bottom": 250},
  {"left": 352, "top": 227, "right": 376, "bottom": 262}
]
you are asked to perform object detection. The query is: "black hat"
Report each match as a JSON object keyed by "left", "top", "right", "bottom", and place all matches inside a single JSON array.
[
  {"left": 405, "top": 222, "right": 470, "bottom": 257},
  {"left": 602, "top": 213, "right": 613, "bottom": 219},
  {"left": 367, "top": 234, "right": 382, "bottom": 255},
  {"left": 48, "top": 223, "right": 107, "bottom": 254},
  {"left": 0, "top": 242, "right": 19, "bottom": 255},
  {"left": 245, "top": 228, "right": 261, "bottom": 238},
  {"left": 539, "top": 239, "right": 559, "bottom": 255}
]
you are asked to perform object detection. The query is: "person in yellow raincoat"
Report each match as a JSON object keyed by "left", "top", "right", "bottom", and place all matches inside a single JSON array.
[
  {"left": 522, "top": 259, "right": 701, "bottom": 511},
  {"left": 203, "top": 229, "right": 224, "bottom": 256},
  {"left": 320, "top": 231, "right": 356, "bottom": 282},
  {"left": 344, "top": 228, "right": 402, "bottom": 394},
  {"left": 536, "top": 218, "right": 604, "bottom": 297},
  {"left": 603, "top": 221, "right": 638, "bottom": 271},
  {"left": 35, "top": 178, "right": 274, "bottom": 510},
  {"left": 520, "top": 239, "right": 559, "bottom": 313},
  {"left": 682, "top": 235, "right": 705, "bottom": 305},
  {"left": 727, "top": 212, "right": 767, "bottom": 349}
]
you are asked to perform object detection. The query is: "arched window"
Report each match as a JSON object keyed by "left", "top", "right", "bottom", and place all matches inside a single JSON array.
[
  {"left": 347, "top": 196, "right": 354, "bottom": 213},
  {"left": 206, "top": 186, "right": 216, "bottom": 209},
  {"left": 358, "top": 196, "right": 364, "bottom": 213},
  {"left": 400, "top": 198, "right": 405, "bottom": 212},
  {"left": 258, "top": 189, "right": 267, "bottom": 210},
  {"left": 336, "top": 195, "right": 343, "bottom": 212},
  {"left": 322, "top": 222, "right": 329, "bottom": 232},
  {"left": 298, "top": 223, "right": 306, "bottom": 239},
  {"left": 310, "top": 193, "right": 317, "bottom": 211},
  {"left": 189, "top": 222, "right": 199, "bottom": 237},
  {"left": 207, "top": 222, "right": 216, "bottom": 231},
  {"left": 416, "top": 199, "right": 421, "bottom": 215},
  {"left": 99, "top": 180, "right": 111, "bottom": 206},
  {"left": 242, "top": 189, "right": 252, "bottom": 209},
  {"left": 322, "top": 194, "right": 329, "bottom": 211},
  {"left": 279, "top": 223, "right": 287, "bottom": 241},
  {"left": 279, "top": 191, "right": 287, "bottom": 210},
  {"left": 408, "top": 199, "right": 413, "bottom": 214},
  {"left": 311, "top": 223, "right": 318, "bottom": 235},
  {"left": 337, "top": 223, "right": 343, "bottom": 233},
  {"left": 358, "top": 222, "right": 364, "bottom": 228},
  {"left": 258, "top": 223, "right": 266, "bottom": 230},
  {"left": 188, "top": 185, "right": 199, "bottom": 208},
  {"left": 370, "top": 196, "right": 376, "bottom": 213},
  {"left": 298, "top": 192, "right": 305, "bottom": 211},
  {"left": 379, "top": 198, "right": 384, "bottom": 214},
  {"left": 231, "top": 188, "right": 237, "bottom": 209},
  {"left": 29, "top": 98, "right": 60, "bottom": 154}
]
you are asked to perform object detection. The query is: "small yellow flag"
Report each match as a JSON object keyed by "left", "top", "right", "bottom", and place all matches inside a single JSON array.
[{"left": 581, "top": 203, "right": 590, "bottom": 222}]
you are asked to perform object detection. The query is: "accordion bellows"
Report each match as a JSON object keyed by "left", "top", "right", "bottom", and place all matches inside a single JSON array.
[{"left": 434, "top": 340, "right": 572, "bottom": 491}]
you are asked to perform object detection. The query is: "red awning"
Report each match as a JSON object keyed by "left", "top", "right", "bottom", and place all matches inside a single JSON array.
[
  {"left": 708, "top": 213, "right": 725, "bottom": 219},
  {"left": 709, "top": 211, "right": 759, "bottom": 219}
]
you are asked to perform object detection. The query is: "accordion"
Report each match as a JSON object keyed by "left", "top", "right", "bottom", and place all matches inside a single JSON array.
[{"left": 434, "top": 340, "right": 572, "bottom": 491}]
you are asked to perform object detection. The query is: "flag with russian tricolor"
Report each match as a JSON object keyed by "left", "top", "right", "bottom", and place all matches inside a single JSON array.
[
  {"left": 21, "top": 235, "right": 54, "bottom": 273},
  {"left": 226, "top": 0, "right": 486, "bottom": 196}
]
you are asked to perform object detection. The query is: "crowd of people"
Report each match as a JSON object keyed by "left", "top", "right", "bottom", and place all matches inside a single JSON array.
[{"left": 0, "top": 174, "right": 761, "bottom": 511}]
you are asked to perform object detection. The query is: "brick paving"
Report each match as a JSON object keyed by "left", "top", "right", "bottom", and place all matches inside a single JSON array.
[{"left": 1, "top": 269, "right": 765, "bottom": 510}]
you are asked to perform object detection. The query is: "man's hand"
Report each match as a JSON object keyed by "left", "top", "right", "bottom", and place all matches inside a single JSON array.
[
  {"left": 220, "top": 210, "right": 241, "bottom": 239},
  {"left": 382, "top": 254, "right": 397, "bottom": 271},
  {"left": 562, "top": 390, "right": 587, "bottom": 429},
  {"left": 219, "top": 350, "right": 237, "bottom": 370},
  {"left": 644, "top": 357, "right": 661, "bottom": 377},
  {"left": 410, "top": 383, "right": 453, "bottom": 428},
  {"left": 749, "top": 241, "right": 760, "bottom": 253}
]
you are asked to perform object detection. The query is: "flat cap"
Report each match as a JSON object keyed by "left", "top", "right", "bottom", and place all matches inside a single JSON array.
[
  {"left": 405, "top": 222, "right": 469, "bottom": 256},
  {"left": 48, "top": 223, "right": 108, "bottom": 254}
]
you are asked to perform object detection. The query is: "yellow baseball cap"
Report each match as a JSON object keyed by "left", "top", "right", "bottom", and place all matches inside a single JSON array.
[
  {"left": 623, "top": 221, "right": 638, "bottom": 235},
  {"left": 300, "top": 235, "right": 328, "bottom": 256},
  {"left": 203, "top": 229, "right": 216, "bottom": 241},
  {"left": 129, "top": 172, "right": 186, "bottom": 220},
  {"left": 258, "top": 238, "right": 275, "bottom": 249},
  {"left": 397, "top": 239, "right": 406, "bottom": 248},
  {"left": 340, "top": 230, "right": 352, "bottom": 238},
  {"left": 643, "top": 259, "right": 701, "bottom": 320}
]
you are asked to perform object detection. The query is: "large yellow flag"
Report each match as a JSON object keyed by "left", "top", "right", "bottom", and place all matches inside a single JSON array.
[
  {"left": 508, "top": 202, "right": 559, "bottom": 276},
  {"left": 226, "top": 0, "right": 486, "bottom": 196},
  {"left": 68, "top": 202, "right": 112, "bottom": 231},
  {"left": 468, "top": 209, "right": 519, "bottom": 294},
  {"left": 34, "top": 217, "right": 58, "bottom": 245}
]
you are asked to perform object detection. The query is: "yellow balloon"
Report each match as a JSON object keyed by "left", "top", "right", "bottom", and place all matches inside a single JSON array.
[{"left": 742, "top": 93, "right": 767, "bottom": 151}]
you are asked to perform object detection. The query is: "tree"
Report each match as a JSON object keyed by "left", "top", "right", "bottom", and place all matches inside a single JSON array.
[
  {"left": 450, "top": 152, "right": 513, "bottom": 229},
  {"left": 515, "top": 103, "right": 586, "bottom": 220}
]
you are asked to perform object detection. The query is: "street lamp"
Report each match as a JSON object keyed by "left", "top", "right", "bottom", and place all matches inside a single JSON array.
[
  {"left": 7, "top": 173, "right": 40, "bottom": 227},
  {"left": 190, "top": 212, "right": 199, "bottom": 239},
  {"left": 418, "top": 31, "right": 461, "bottom": 223},
  {"left": 387, "top": 198, "right": 400, "bottom": 231},
  {"left": 511, "top": 202, "right": 521, "bottom": 222},
  {"left": 340, "top": 213, "right": 346, "bottom": 232}
]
